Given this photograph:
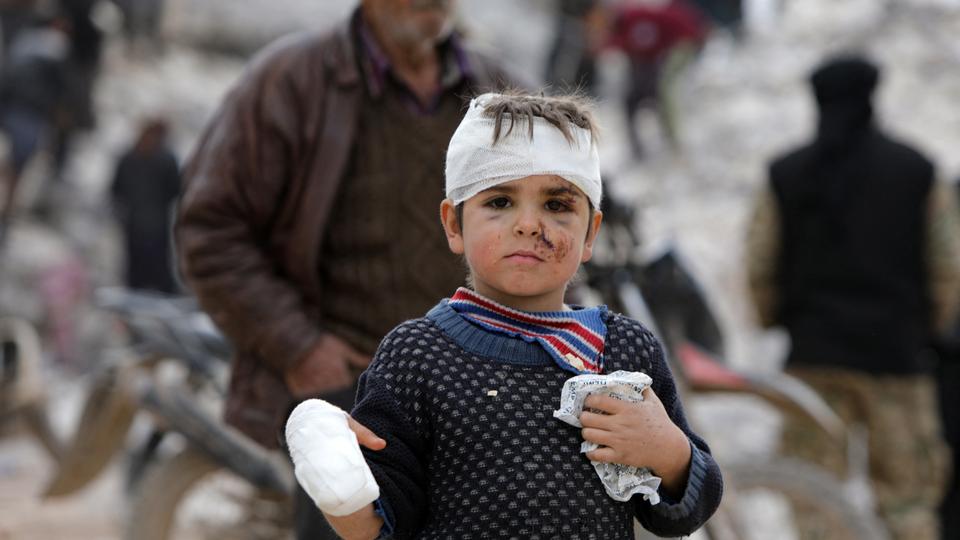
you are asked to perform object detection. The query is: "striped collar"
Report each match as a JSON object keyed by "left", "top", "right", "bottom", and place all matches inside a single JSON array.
[{"left": 448, "top": 288, "right": 607, "bottom": 374}]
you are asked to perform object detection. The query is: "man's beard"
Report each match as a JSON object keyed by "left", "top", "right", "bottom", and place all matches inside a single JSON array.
[
  {"left": 410, "top": 0, "right": 452, "bottom": 9},
  {"left": 393, "top": 1, "right": 455, "bottom": 44}
]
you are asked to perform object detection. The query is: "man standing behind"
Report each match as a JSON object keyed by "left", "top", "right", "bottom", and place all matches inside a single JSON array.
[
  {"left": 175, "top": 1, "right": 511, "bottom": 537},
  {"left": 746, "top": 55, "right": 960, "bottom": 540},
  {"left": 111, "top": 118, "right": 180, "bottom": 293}
]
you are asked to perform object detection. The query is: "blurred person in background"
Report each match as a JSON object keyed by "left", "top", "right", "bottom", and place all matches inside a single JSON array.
[
  {"left": 935, "top": 177, "right": 960, "bottom": 540},
  {"left": 110, "top": 118, "right": 180, "bottom": 294},
  {"left": 114, "top": 0, "right": 166, "bottom": 53},
  {"left": 0, "top": 9, "right": 69, "bottom": 233},
  {"left": 687, "top": 0, "right": 742, "bottom": 38},
  {"left": 939, "top": 337, "right": 960, "bottom": 540},
  {"left": 175, "top": 0, "right": 513, "bottom": 537},
  {"left": 48, "top": 0, "right": 103, "bottom": 185},
  {"left": 746, "top": 55, "right": 960, "bottom": 540},
  {"left": 544, "top": 0, "right": 605, "bottom": 96},
  {"left": 606, "top": 0, "right": 707, "bottom": 159},
  {"left": 0, "top": 0, "right": 39, "bottom": 57}
]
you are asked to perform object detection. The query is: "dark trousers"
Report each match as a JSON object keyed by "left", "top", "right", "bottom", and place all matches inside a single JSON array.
[
  {"left": 938, "top": 361, "right": 960, "bottom": 540},
  {"left": 290, "top": 382, "right": 360, "bottom": 540}
]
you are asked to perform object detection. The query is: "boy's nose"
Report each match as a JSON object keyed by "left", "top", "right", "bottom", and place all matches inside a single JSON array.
[{"left": 513, "top": 212, "right": 541, "bottom": 237}]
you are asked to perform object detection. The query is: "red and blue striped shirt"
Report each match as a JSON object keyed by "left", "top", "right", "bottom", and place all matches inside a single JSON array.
[{"left": 448, "top": 287, "right": 607, "bottom": 374}]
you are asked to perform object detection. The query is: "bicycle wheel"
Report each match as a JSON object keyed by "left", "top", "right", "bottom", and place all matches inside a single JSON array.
[
  {"left": 125, "top": 445, "right": 293, "bottom": 540},
  {"left": 716, "top": 458, "right": 888, "bottom": 540}
]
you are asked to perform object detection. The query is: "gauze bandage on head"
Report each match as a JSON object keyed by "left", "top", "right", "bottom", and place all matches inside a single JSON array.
[
  {"left": 445, "top": 93, "right": 602, "bottom": 208},
  {"left": 285, "top": 399, "right": 380, "bottom": 516}
]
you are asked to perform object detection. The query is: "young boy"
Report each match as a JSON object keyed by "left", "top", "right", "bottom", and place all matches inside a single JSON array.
[{"left": 286, "top": 92, "right": 723, "bottom": 539}]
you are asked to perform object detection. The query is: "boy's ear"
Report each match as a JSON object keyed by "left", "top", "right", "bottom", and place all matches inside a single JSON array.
[
  {"left": 439, "top": 198, "right": 465, "bottom": 255},
  {"left": 580, "top": 210, "right": 603, "bottom": 263}
]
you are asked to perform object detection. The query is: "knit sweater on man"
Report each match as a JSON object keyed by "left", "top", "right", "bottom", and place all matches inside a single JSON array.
[{"left": 351, "top": 300, "right": 723, "bottom": 539}]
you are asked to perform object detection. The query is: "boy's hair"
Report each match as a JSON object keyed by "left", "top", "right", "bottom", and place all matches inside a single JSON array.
[
  {"left": 453, "top": 91, "right": 599, "bottom": 234},
  {"left": 480, "top": 91, "right": 600, "bottom": 147}
]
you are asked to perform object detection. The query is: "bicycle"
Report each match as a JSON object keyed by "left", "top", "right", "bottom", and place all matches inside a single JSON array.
[
  {"left": 3, "top": 287, "right": 294, "bottom": 540},
  {"left": 579, "top": 194, "right": 889, "bottom": 540}
]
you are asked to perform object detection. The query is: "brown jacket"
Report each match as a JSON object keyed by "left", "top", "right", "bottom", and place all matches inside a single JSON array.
[{"left": 176, "top": 16, "right": 510, "bottom": 448}]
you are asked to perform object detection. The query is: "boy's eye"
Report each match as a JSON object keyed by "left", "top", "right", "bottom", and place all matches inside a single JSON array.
[
  {"left": 545, "top": 199, "right": 573, "bottom": 212},
  {"left": 485, "top": 197, "right": 511, "bottom": 209}
]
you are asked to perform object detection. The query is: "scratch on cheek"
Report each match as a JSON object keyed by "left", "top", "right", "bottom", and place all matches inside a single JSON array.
[
  {"left": 539, "top": 225, "right": 555, "bottom": 251},
  {"left": 537, "top": 226, "right": 572, "bottom": 261}
]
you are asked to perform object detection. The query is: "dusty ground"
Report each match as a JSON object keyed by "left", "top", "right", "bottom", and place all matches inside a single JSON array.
[
  {"left": 0, "top": 438, "right": 123, "bottom": 540},
  {"left": 0, "top": 374, "right": 126, "bottom": 539}
]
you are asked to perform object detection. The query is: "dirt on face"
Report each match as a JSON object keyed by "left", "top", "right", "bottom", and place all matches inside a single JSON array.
[{"left": 536, "top": 225, "right": 572, "bottom": 262}]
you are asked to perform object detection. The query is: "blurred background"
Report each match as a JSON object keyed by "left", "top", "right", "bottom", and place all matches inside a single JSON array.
[{"left": 1, "top": 0, "right": 959, "bottom": 538}]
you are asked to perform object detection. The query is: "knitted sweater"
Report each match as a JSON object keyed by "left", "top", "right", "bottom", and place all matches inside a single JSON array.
[{"left": 351, "top": 300, "right": 723, "bottom": 539}]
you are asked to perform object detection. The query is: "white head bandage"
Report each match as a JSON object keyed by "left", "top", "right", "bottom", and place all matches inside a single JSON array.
[{"left": 445, "top": 93, "right": 602, "bottom": 208}]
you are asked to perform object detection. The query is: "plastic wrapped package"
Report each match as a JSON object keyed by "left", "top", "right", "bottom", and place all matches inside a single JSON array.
[{"left": 554, "top": 370, "right": 662, "bottom": 504}]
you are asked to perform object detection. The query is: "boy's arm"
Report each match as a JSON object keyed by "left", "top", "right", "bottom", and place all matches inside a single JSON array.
[
  {"left": 286, "top": 401, "right": 385, "bottom": 540},
  {"left": 287, "top": 330, "right": 431, "bottom": 540},
  {"left": 580, "top": 326, "right": 722, "bottom": 536},
  {"left": 323, "top": 504, "right": 384, "bottom": 540},
  {"left": 635, "top": 338, "right": 723, "bottom": 536},
  {"left": 321, "top": 415, "right": 389, "bottom": 540},
  {"left": 348, "top": 354, "right": 434, "bottom": 539}
]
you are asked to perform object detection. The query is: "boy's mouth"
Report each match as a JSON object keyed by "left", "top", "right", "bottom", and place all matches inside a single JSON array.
[{"left": 505, "top": 250, "right": 544, "bottom": 262}]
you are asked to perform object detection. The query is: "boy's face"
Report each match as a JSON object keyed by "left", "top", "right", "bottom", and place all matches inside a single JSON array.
[{"left": 440, "top": 175, "right": 603, "bottom": 311}]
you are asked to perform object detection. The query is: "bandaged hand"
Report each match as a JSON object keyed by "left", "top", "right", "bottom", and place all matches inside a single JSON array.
[{"left": 285, "top": 399, "right": 385, "bottom": 516}]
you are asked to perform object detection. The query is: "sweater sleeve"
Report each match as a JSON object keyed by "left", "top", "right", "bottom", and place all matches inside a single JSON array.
[
  {"left": 633, "top": 330, "right": 723, "bottom": 537},
  {"left": 350, "top": 335, "right": 432, "bottom": 539}
]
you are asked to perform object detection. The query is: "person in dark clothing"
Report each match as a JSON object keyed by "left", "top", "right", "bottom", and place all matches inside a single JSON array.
[
  {"left": 0, "top": 12, "right": 69, "bottom": 229},
  {"left": 936, "top": 179, "right": 960, "bottom": 540},
  {"left": 687, "top": 0, "right": 742, "bottom": 37},
  {"left": 544, "top": 0, "right": 603, "bottom": 95},
  {"left": 110, "top": 119, "right": 180, "bottom": 293},
  {"left": 114, "top": 0, "right": 165, "bottom": 51},
  {"left": 175, "top": 1, "right": 514, "bottom": 537},
  {"left": 606, "top": 0, "right": 707, "bottom": 158},
  {"left": 938, "top": 349, "right": 960, "bottom": 540},
  {"left": 48, "top": 0, "right": 103, "bottom": 184},
  {"left": 746, "top": 55, "right": 960, "bottom": 540},
  {"left": 0, "top": 0, "right": 38, "bottom": 56}
]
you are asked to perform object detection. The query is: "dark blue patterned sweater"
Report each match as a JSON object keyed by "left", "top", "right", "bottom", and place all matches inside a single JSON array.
[{"left": 351, "top": 300, "right": 723, "bottom": 539}]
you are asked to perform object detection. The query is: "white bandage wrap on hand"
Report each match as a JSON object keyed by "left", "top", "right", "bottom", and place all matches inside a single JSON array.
[{"left": 285, "top": 399, "right": 380, "bottom": 516}]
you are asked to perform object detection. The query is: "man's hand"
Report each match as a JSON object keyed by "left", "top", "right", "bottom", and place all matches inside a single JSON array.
[
  {"left": 580, "top": 388, "right": 692, "bottom": 496},
  {"left": 284, "top": 334, "right": 371, "bottom": 398}
]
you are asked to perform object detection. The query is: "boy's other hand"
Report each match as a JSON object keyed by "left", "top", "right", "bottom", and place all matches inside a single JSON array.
[
  {"left": 285, "top": 334, "right": 371, "bottom": 398},
  {"left": 580, "top": 389, "right": 692, "bottom": 495},
  {"left": 347, "top": 415, "right": 387, "bottom": 451}
]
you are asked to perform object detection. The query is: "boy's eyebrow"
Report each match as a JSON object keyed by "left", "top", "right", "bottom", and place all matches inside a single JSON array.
[
  {"left": 544, "top": 186, "right": 583, "bottom": 198},
  {"left": 478, "top": 184, "right": 518, "bottom": 195}
]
